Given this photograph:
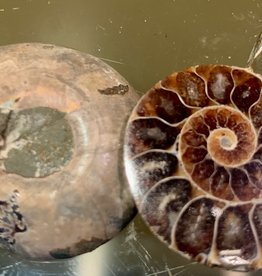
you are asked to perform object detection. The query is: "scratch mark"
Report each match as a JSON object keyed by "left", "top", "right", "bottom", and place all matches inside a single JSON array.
[
  {"left": 121, "top": 221, "right": 194, "bottom": 276},
  {"left": 173, "top": 268, "right": 188, "bottom": 276},
  {"left": 12, "top": 7, "right": 20, "bottom": 10},
  {"left": 137, "top": 241, "right": 153, "bottom": 262},
  {"left": 99, "top": 57, "right": 124, "bottom": 65},
  {"left": 146, "top": 265, "right": 186, "bottom": 276},
  {"left": 96, "top": 24, "right": 106, "bottom": 31},
  {"left": 0, "top": 262, "right": 22, "bottom": 271},
  {"left": 0, "top": 9, "right": 5, "bottom": 12},
  {"left": 124, "top": 222, "right": 152, "bottom": 272},
  {"left": 132, "top": 241, "right": 151, "bottom": 271},
  {"left": 103, "top": 262, "right": 117, "bottom": 276},
  {"left": 231, "top": 12, "right": 245, "bottom": 21},
  {"left": 124, "top": 222, "right": 167, "bottom": 274},
  {"left": 125, "top": 221, "right": 137, "bottom": 242}
]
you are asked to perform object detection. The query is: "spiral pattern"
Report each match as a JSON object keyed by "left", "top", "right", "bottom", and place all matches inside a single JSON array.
[{"left": 124, "top": 65, "right": 262, "bottom": 271}]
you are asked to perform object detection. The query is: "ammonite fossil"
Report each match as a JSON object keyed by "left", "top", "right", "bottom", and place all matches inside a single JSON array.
[
  {"left": 124, "top": 39, "right": 262, "bottom": 271},
  {"left": 0, "top": 43, "right": 138, "bottom": 260}
]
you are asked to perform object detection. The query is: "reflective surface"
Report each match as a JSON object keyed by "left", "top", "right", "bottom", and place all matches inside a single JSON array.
[{"left": 0, "top": 0, "right": 261, "bottom": 275}]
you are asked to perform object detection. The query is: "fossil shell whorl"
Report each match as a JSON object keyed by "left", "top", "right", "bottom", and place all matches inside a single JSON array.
[
  {"left": 0, "top": 43, "right": 138, "bottom": 260},
  {"left": 124, "top": 64, "right": 262, "bottom": 271}
]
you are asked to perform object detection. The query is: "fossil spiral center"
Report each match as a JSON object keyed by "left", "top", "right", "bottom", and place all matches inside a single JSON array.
[
  {"left": 208, "top": 128, "right": 238, "bottom": 155},
  {"left": 180, "top": 106, "right": 257, "bottom": 169},
  {"left": 220, "top": 133, "right": 237, "bottom": 150}
]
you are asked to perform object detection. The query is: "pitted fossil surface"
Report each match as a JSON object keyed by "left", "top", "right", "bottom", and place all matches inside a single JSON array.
[{"left": 0, "top": 43, "right": 138, "bottom": 260}]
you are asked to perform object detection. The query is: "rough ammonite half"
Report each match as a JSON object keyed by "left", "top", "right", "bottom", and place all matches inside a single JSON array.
[
  {"left": 0, "top": 43, "right": 138, "bottom": 260},
  {"left": 124, "top": 64, "right": 262, "bottom": 271}
]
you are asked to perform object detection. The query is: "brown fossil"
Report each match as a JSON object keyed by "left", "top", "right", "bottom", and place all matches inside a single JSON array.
[
  {"left": 124, "top": 64, "right": 262, "bottom": 271},
  {"left": 0, "top": 43, "right": 138, "bottom": 260}
]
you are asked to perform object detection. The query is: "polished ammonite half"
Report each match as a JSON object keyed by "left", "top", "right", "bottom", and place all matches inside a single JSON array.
[
  {"left": 0, "top": 43, "right": 138, "bottom": 260},
  {"left": 124, "top": 64, "right": 262, "bottom": 271}
]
